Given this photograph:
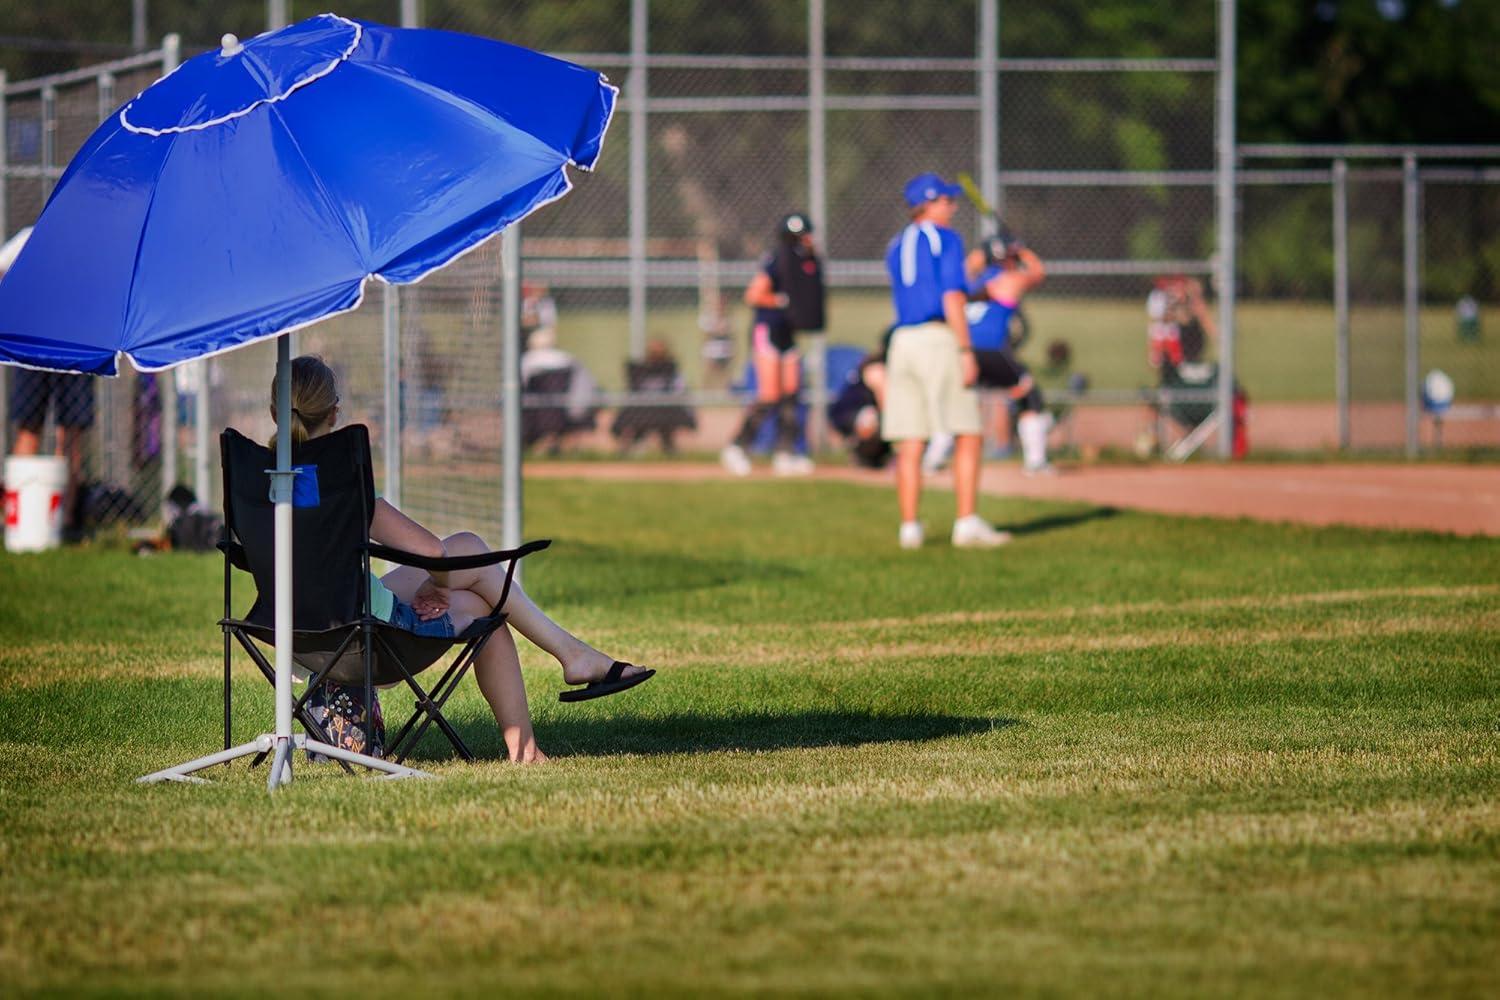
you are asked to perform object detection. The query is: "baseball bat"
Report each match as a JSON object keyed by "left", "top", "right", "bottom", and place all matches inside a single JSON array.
[
  {"left": 956, "top": 171, "right": 997, "bottom": 222},
  {"left": 957, "top": 171, "right": 1020, "bottom": 250}
]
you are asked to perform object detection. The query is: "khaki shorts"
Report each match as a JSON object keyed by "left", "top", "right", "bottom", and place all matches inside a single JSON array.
[{"left": 880, "top": 322, "right": 982, "bottom": 441}]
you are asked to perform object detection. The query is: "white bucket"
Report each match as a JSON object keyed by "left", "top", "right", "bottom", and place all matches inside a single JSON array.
[{"left": 4, "top": 455, "right": 68, "bottom": 553}]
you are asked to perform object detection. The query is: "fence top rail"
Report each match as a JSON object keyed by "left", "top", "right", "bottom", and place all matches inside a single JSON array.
[
  {"left": 1241, "top": 143, "right": 1500, "bottom": 161},
  {"left": 521, "top": 386, "right": 1221, "bottom": 409},
  {"left": 520, "top": 257, "right": 1214, "bottom": 289},
  {"left": 554, "top": 51, "right": 1216, "bottom": 74},
  {"left": 643, "top": 95, "right": 981, "bottom": 113},
  {"left": 3, "top": 47, "right": 167, "bottom": 96},
  {"left": 998, "top": 170, "right": 1219, "bottom": 186}
]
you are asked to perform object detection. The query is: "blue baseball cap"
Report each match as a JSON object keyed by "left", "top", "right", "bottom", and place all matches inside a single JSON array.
[{"left": 903, "top": 172, "right": 961, "bottom": 208}]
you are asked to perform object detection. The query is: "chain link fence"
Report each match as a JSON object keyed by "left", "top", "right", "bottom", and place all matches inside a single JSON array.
[
  {"left": 1239, "top": 149, "right": 1500, "bottom": 454},
  {"left": 2, "top": 44, "right": 179, "bottom": 536},
  {"left": 2, "top": 2, "right": 1497, "bottom": 544}
]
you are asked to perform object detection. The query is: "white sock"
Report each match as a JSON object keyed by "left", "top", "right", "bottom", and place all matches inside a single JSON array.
[{"left": 1018, "top": 412, "right": 1050, "bottom": 468}]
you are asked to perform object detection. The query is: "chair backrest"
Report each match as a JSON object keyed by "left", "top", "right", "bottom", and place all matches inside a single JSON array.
[
  {"left": 220, "top": 425, "right": 376, "bottom": 631},
  {"left": 525, "top": 366, "right": 568, "bottom": 391},
  {"left": 823, "top": 344, "right": 866, "bottom": 391},
  {"left": 626, "top": 359, "right": 679, "bottom": 392}
]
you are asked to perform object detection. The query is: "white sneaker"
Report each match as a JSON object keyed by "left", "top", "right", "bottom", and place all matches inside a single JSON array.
[
  {"left": 1022, "top": 462, "right": 1057, "bottom": 477},
  {"left": 951, "top": 515, "right": 1011, "bottom": 548},
  {"left": 772, "top": 452, "right": 815, "bottom": 477},
  {"left": 899, "top": 521, "right": 925, "bottom": 550},
  {"left": 720, "top": 444, "right": 752, "bottom": 477}
]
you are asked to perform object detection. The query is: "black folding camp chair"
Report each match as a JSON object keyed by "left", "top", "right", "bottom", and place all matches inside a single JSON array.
[{"left": 217, "top": 424, "right": 548, "bottom": 766}]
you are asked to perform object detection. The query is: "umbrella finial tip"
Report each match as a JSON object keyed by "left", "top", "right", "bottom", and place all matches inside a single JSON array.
[{"left": 220, "top": 34, "right": 243, "bottom": 57}]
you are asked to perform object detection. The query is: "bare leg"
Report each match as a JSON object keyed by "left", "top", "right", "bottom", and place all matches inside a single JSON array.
[
  {"left": 755, "top": 349, "right": 788, "bottom": 405},
  {"left": 383, "top": 569, "right": 546, "bottom": 762},
  {"left": 57, "top": 426, "right": 85, "bottom": 531},
  {"left": 953, "top": 433, "right": 982, "bottom": 520},
  {"left": 895, "top": 439, "right": 924, "bottom": 523},
  {"left": 433, "top": 532, "right": 636, "bottom": 686},
  {"left": 992, "top": 400, "right": 1011, "bottom": 453},
  {"left": 778, "top": 354, "right": 801, "bottom": 398},
  {"left": 468, "top": 616, "right": 546, "bottom": 763}
]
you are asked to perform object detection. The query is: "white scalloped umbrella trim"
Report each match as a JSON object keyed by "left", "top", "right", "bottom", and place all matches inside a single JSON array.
[{"left": 119, "top": 13, "right": 362, "bottom": 137}]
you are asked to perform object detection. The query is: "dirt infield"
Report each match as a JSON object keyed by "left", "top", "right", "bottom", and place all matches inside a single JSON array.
[
  {"left": 528, "top": 460, "right": 1500, "bottom": 537},
  {"left": 976, "top": 462, "right": 1500, "bottom": 537}
]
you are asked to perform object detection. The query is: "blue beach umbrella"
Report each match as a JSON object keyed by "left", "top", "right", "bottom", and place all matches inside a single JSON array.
[
  {"left": 0, "top": 14, "right": 616, "bottom": 788},
  {"left": 0, "top": 13, "right": 614, "bottom": 373}
]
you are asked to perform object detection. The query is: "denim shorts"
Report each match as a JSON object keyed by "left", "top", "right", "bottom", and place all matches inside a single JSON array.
[{"left": 387, "top": 600, "right": 455, "bottom": 638}]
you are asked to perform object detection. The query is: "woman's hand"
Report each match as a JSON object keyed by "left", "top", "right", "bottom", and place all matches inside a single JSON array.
[{"left": 411, "top": 576, "right": 450, "bottom": 620}]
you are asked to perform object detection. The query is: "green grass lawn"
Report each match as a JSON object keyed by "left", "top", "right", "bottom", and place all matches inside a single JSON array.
[{"left": 1, "top": 478, "right": 1497, "bottom": 996}]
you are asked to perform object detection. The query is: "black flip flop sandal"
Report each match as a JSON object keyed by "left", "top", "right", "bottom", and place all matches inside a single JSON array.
[{"left": 558, "top": 661, "right": 655, "bottom": 703}]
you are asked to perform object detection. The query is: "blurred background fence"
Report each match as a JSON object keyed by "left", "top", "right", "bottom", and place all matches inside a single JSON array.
[{"left": 2, "top": 1, "right": 1497, "bottom": 542}]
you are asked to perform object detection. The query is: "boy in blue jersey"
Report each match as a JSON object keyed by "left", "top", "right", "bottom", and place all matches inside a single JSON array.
[
  {"left": 882, "top": 173, "right": 1010, "bottom": 550},
  {"left": 964, "top": 234, "right": 1052, "bottom": 473}
]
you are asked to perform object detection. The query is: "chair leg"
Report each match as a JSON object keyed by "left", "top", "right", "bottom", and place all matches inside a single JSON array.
[
  {"left": 385, "top": 670, "right": 449, "bottom": 759},
  {"left": 387, "top": 640, "right": 478, "bottom": 763},
  {"left": 378, "top": 633, "right": 476, "bottom": 764},
  {"left": 223, "top": 628, "right": 233, "bottom": 756}
]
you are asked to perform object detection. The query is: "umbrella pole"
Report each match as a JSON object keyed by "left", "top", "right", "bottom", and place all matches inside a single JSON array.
[
  {"left": 267, "top": 337, "right": 295, "bottom": 788},
  {"left": 139, "top": 336, "right": 433, "bottom": 789}
]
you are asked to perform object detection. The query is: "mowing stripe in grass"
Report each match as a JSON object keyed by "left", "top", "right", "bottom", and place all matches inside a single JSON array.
[{"left": 673, "top": 583, "right": 1500, "bottom": 637}]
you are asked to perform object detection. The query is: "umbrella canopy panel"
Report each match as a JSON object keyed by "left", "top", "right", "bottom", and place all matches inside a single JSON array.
[{"left": 0, "top": 14, "right": 615, "bottom": 376}]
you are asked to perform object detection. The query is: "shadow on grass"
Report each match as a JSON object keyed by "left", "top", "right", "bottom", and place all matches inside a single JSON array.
[
  {"left": 404, "top": 711, "right": 1020, "bottom": 762},
  {"left": 997, "top": 505, "right": 1120, "bottom": 538}
]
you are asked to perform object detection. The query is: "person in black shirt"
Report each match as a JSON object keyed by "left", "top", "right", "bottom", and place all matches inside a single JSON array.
[{"left": 720, "top": 212, "right": 826, "bottom": 477}]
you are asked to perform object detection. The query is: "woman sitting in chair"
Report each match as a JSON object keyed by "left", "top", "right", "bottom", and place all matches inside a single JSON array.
[{"left": 272, "top": 356, "right": 653, "bottom": 764}]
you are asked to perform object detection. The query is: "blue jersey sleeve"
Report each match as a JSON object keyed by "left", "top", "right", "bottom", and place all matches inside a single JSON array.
[
  {"left": 967, "top": 264, "right": 1000, "bottom": 299},
  {"left": 938, "top": 232, "right": 966, "bottom": 294}
]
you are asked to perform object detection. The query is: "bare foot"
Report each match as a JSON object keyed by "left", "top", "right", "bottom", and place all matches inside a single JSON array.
[{"left": 514, "top": 745, "right": 549, "bottom": 764}]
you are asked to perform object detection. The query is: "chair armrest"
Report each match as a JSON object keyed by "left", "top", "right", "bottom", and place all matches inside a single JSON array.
[
  {"left": 364, "top": 538, "right": 551, "bottom": 572},
  {"left": 218, "top": 538, "right": 250, "bottom": 571}
]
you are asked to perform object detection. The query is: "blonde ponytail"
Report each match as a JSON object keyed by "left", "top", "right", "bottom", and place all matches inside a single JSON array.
[{"left": 268, "top": 355, "right": 339, "bottom": 450}]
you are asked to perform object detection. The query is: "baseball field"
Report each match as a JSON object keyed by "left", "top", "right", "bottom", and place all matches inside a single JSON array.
[{"left": 2, "top": 475, "right": 1496, "bottom": 995}]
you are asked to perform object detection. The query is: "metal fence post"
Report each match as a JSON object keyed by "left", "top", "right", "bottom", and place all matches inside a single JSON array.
[
  {"left": 1332, "top": 158, "right": 1349, "bottom": 451},
  {"left": 1403, "top": 153, "right": 1420, "bottom": 458},
  {"left": 132, "top": 0, "right": 148, "bottom": 52},
  {"left": 978, "top": 0, "right": 999, "bottom": 230},
  {"left": 40, "top": 86, "right": 55, "bottom": 203},
  {"left": 805, "top": 0, "right": 827, "bottom": 454},
  {"left": 192, "top": 359, "right": 211, "bottom": 505},
  {"left": 383, "top": 284, "right": 402, "bottom": 508},
  {"left": 96, "top": 73, "right": 115, "bottom": 136},
  {"left": 98, "top": 71, "right": 129, "bottom": 495},
  {"left": 158, "top": 35, "right": 180, "bottom": 516},
  {"left": 382, "top": 0, "right": 421, "bottom": 507},
  {"left": 628, "top": 0, "right": 648, "bottom": 361},
  {"left": 1215, "top": 0, "right": 1237, "bottom": 459},
  {"left": 500, "top": 224, "right": 523, "bottom": 574}
]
